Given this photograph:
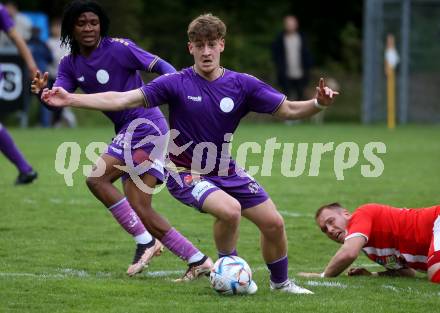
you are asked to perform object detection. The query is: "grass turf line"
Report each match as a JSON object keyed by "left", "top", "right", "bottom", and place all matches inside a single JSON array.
[{"left": 0, "top": 124, "right": 439, "bottom": 312}]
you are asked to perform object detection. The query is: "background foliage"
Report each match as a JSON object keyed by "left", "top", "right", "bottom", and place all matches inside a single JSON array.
[
  {"left": 13, "top": 0, "right": 363, "bottom": 123},
  {"left": 33, "top": 0, "right": 363, "bottom": 74}
]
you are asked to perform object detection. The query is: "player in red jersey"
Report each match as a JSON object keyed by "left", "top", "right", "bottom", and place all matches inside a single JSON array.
[{"left": 299, "top": 203, "right": 440, "bottom": 283}]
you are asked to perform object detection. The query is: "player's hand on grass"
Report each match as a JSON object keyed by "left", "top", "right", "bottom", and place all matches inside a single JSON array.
[
  {"left": 298, "top": 272, "right": 323, "bottom": 278},
  {"left": 41, "top": 87, "right": 71, "bottom": 108},
  {"left": 31, "top": 71, "right": 49, "bottom": 94},
  {"left": 347, "top": 267, "right": 372, "bottom": 276},
  {"left": 315, "top": 77, "right": 339, "bottom": 107}
]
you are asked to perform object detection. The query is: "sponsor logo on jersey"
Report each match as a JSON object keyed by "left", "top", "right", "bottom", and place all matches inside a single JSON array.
[
  {"left": 187, "top": 95, "right": 202, "bottom": 102},
  {"left": 191, "top": 180, "right": 216, "bottom": 201},
  {"left": 110, "top": 146, "right": 122, "bottom": 154}
]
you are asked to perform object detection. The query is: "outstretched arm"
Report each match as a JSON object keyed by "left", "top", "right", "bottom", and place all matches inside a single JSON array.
[
  {"left": 151, "top": 58, "right": 176, "bottom": 75},
  {"left": 298, "top": 236, "right": 365, "bottom": 278},
  {"left": 8, "top": 28, "right": 38, "bottom": 76},
  {"left": 322, "top": 236, "right": 365, "bottom": 277},
  {"left": 348, "top": 267, "right": 416, "bottom": 277},
  {"left": 41, "top": 87, "right": 145, "bottom": 111},
  {"left": 273, "top": 78, "right": 339, "bottom": 120}
]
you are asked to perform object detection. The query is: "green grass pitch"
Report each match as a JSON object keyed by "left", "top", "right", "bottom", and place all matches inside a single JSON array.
[{"left": 1, "top": 123, "right": 439, "bottom": 312}]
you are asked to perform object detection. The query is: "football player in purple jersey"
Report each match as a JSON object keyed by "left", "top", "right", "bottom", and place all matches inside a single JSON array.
[
  {"left": 42, "top": 13, "right": 339, "bottom": 291},
  {"left": 32, "top": 1, "right": 211, "bottom": 279},
  {"left": 0, "top": 3, "right": 38, "bottom": 185}
]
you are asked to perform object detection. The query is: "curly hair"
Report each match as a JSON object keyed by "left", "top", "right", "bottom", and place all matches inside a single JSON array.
[{"left": 61, "top": 0, "right": 109, "bottom": 55}]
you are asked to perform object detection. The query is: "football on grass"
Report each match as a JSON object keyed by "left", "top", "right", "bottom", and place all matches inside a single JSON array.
[{"left": 209, "top": 256, "right": 257, "bottom": 295}]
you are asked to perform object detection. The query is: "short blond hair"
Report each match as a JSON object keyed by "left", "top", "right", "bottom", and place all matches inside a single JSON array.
[
  {"left": 187, "top": 13, "right": 226, "bottom": 42},
  {"left": 315, "top": 202, "right": 343, "bottom": 220}
]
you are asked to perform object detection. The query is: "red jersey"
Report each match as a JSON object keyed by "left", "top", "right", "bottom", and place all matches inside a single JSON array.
[{"left": 345, "top": 204, "right": 440, "bottom": 271}]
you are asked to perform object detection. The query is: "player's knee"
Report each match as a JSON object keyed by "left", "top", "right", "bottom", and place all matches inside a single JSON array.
[
  {"left": 86, "top": 176, "right": 96, "bottom": 189},
  {"left": 85, "top": 175, "right": 102, "bottom": 192},
  {"left": 274, "top": 214, "right": 285, "bottom": 231},
  {"left": 222, "top": 199, "right": 241, "bottom": 224},
  {"left": 131, "top": 201, "right": 153, "bottom": 217},
  {"left": 264, "top": 213, "right": 285, "bottom": 235}
]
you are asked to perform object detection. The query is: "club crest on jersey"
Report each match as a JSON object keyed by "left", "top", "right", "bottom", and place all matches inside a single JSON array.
[
  {"left": 383, "top": 255, "right": 406, "bottom": 270},
  {"left": 96, "top": 69, "right": 110, "bottom": 84},
  {"left": 220, "top": 97, "right": 234, "bottom": 113},
  {"left": 184, "top": 174, "right": 201, "bottom": 186},
  {"left": 248, "top": 181, "right": 260, "bottom": 194}
]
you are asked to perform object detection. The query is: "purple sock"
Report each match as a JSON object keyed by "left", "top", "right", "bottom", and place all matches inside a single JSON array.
[
  {"left": 0, "top": 125, "right": 32, "bottom": 173},
  {"left": 108, "top": 198, "right": 148, "bottom": 237},
  {"left": 218, "top": 249, "right": 238, "bottom": 259},
  {"left": 161, "top": 228, "right": 199, "bottom": 261},
  {"left": 267, "top": 255, "right": 288, "bottom": 284}
]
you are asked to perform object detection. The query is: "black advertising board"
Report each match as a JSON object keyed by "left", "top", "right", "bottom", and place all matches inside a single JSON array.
[{"left": 0, "top": 50, "right": 29, "bottom": 114}]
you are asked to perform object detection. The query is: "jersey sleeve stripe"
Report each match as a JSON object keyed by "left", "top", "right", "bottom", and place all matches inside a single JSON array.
[
  {"left": 345, "top": 232, "right": 368, "bottom": 242},
  {"left": 363, "top": 247, "right": 397, "bottom": 256},
  {"left": 138, "top": 88, "right": 150, "bottom": 108},
  {"left": 148, "top": 56, "right": 160, "bottom": 72},
  {"left": 271, "top": 95, "right": 287, "bottom": 114}
]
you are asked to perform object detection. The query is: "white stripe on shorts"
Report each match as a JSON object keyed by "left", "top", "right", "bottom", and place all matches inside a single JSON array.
[
  {"left": 433, "top": 215, "right": 440, "bottom": 251},
  {"left": 191, "top": 180, "right": 216, "bottom": 202}
]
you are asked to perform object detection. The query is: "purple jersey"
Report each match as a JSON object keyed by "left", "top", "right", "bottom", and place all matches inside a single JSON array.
[
  {"left": 55, "top": 37, "right": 166, "bottom": 132},
  {"left": 140, "top": 67, "right": 286, "bottom": 174},
  {"left": 0, "top": 4, "right": 13, "bottom": 33}
]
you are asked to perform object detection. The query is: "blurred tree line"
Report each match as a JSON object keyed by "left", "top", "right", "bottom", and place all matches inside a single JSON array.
[
  {"left": 19, "top": 0, "right": 363, "bottom": 121},
  {"left": 22, "top": 0, "right": 362, "bottom": 76}
]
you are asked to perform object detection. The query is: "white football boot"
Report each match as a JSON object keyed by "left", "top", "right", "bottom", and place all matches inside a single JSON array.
[
  {"left": 270, "top": 279, "right": 314, "bottom": 294},
  {"left": 244, "top": 280, "right": 258, "bottom": 295}
]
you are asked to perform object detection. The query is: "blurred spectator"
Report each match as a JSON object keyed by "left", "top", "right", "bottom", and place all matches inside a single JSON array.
[
  {"left": 46, "top": 18, "right": 76, "bottom": 127},
  {"left": 27, "top": 26, "right": 53, "bottom": 127},
  {"left": 0, "top": 0, "right": 31, "bottom": 47},
  {"left": 272, "top": 15, "right": 312, "bottom": 101}
]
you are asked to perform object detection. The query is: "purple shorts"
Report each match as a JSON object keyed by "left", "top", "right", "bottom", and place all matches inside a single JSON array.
[
  {"left": 166, "top": 167, "right": 269, "bottom": 212},
  {"left": 106, "top": 117, "right": 168, "bottom": 183}
]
